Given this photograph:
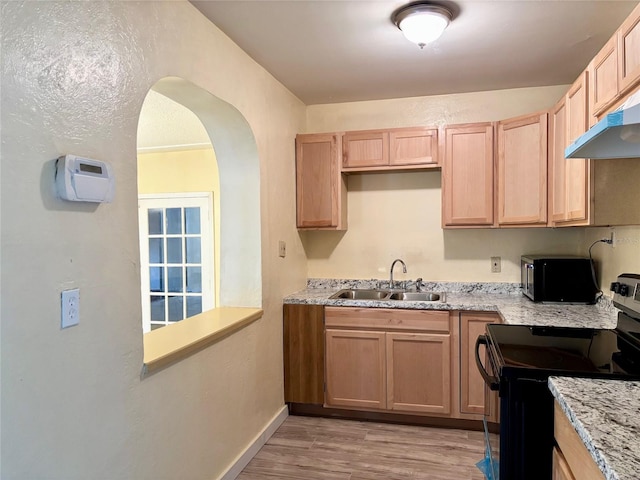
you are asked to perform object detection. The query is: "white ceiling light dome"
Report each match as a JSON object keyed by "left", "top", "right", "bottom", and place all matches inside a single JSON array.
[{"left": 393, "top": 3, "right": 453, "bottom": 49}]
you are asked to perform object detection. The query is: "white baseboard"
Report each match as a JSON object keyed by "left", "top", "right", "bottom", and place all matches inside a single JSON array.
[{"left": 219, "top": 405, "right": 289, "bottom": 480}]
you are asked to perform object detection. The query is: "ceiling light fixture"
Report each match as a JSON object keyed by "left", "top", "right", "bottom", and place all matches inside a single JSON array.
[{"left": 392, "top": 3, "right": 453, "bottom": 49}]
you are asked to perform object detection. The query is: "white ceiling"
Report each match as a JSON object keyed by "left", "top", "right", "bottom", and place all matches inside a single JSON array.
[
  {"left": 191, "top": 0, "right": 638, "bottom": 105},
  {"left": 137, "top": 90, "right": 211, "bottom": 151}
]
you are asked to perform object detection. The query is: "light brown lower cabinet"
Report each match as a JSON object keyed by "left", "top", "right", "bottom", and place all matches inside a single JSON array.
[
  {"left": 552, "top": 447, "right": 576, "bottom": 480},
  {"left": 387, "top": 331, "right": 451, "bottom": 414},
  {"left": 460, "top": 312, "right": 500, "bottom": 422},
  {"left": 324, "top": 307, "right": 452, "bottom": 414},
  {"left": 284, "top": 304, "right": 500, "bottom": 424},
  {"left": 283, "top": 304, "right": 325, "bottom": 404},
  {"left": 553, "top": 400, "right": 604, "bottom": 480},
  {"left": 325, "top": 328, "right": 387, "bottom": 409}
]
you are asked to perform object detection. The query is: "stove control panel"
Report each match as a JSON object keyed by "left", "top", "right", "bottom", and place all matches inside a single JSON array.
[{"left": 612, "top": 274, "right": 640, "bottom": 315}]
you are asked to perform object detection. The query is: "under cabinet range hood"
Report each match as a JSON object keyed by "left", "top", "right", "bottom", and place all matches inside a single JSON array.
[{"left": 566, "top": 97, "right": 640, "bottom": 159}]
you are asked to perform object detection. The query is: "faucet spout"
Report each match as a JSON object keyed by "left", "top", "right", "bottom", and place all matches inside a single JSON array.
[{"left": 389, "top": 258, "right": 407, "bottom": 290}]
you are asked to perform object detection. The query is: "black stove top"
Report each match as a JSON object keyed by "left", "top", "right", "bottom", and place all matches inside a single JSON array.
[
  {"left": 486, "top": 273, "right": 640, "bottom": 379},
  {"left": 487, "top": 320, "right": 640, "bottom": 377}
]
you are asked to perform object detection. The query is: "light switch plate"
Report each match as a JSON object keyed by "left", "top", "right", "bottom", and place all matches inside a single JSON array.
[
  {"left": 278, "top": 240, "right": 286, "bottom": 258},
  {"left": 491, "top": 257, "right": 501, "bottom": 273},
  {"left": 61, "top": 288, "right": 80, "bottom": 328}
]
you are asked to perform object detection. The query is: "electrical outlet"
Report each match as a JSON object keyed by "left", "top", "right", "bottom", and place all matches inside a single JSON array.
[
  {"left": 491, "top": 256, "right": 501, "bottom": 273},
  {"left": 61, "top": 288, "right": 80, "bottom": 328},
  {"left": 278, "top": 240, "right": 286, "bottom": 258}
]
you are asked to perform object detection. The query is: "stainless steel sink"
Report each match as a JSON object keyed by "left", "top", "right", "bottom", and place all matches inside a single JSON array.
[
  {"left": 329, "top": 288, "right": 445, "bottom": 302},
  {"left": 389, "top": 292, "right": 445, "bottom": 302},
  {"left": 330, "top": 289, "right": 391, "bottom": 300}
]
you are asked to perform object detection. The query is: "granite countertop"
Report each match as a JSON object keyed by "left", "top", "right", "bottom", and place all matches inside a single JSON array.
[
  {"left": 284, "top": 279, "right": 618, "bottom": 328},
  {"left": 549, "top": 377, "right": 640, "bottom": 480}
]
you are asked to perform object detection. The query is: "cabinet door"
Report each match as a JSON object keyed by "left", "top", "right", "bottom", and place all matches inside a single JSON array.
[
  {"left": 342, "top": 131, "right": 389, "bottom": 168},
  {"left": 565, "top": 72, "right": 590, "bottom": 224},
  {"left": 497, "top": 112, "right": 548, "bottom": 226},
  {"left": 389, "top": 128, "right": 438, "bottom": 166},
  {"left": 295, "top": 133, "right": 346, "bottom": 229},
  {"left": 552, "top": 447, "right": 576, "bottom": 480},
  {"left": 460, "top": 312, "right": 500, "bottom": 421},
  {"left": 283, "top": 304, "right": 325, "bottom": 404},
  {"left": 589, "top": 37, "right": 619, "bottom": 117},
  {"left": 325, "top": 329, "right": 386, "bottom": 409},
  {"left": 442, "top": 123, "right": 494, "bottom": 227},
  {"left": 618, "top": 3, "right": 640, "bottom": 95},
  {"left": 387, "top": 332, "right": 451, "bottom": 415},
  {"left": 549, "top": 98, "right": 568, "bottom": 224}
]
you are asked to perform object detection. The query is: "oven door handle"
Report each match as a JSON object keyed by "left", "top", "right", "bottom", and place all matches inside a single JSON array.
[{"left": 475, "top": 335, "right": 500, "bottom": 391}]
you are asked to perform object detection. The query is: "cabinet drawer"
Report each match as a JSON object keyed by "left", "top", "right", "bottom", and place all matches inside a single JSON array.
[{"left": 325, "top": 307, "right": 450, "bottom": 332}]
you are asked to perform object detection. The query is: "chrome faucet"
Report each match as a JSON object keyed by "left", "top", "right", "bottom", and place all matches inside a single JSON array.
[{"left": 389, "top": 258, "right": 407, "bottom": 290}]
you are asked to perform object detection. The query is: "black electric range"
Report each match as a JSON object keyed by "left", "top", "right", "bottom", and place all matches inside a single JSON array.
[{"left": 476, "top": 273, "right": 640, "bottom": 480}]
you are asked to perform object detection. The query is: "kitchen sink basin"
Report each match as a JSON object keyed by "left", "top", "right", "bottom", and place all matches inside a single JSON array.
[
  {"left": 389, "top": 292, "right": 445, "bottom": 302},
  {"left": 330, "top": 289, "right": 391, "bottom": 300},
  {"left": 329, "top": 289, "right": 445, "bottom": 302}
]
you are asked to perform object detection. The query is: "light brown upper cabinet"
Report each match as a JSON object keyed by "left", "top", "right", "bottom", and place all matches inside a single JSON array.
[
  {"left": 441, "top": 123, "right": 495, "bottom": 227},
  {"left": 587, "top": 3, "right": 640, "bottom": 119},
  {"left": 618, "top": 3, "right": 640, "bottom": 96},
  {"left": 342, "top": 127, "right": 439, "bottom": 172},
  {"left": 589, "top": 37, "right": 619, "bottom": 117},
  {"left": 550, "top": 69, "right": 640, "bottom": 227},
  {"left": 497, "top": 111, "right": 548, "bottom": 226},
  {"left": 389, "top": 128, "right": 439, "bottom": 166},
  {"left": 548, "top": 97, "right": 567, "bottom": 224},
  {"left": 563, "top": 72, "right": 590, "bottom": 225},
  {"left": 295, "top": 133, "right": 347, "bottom": 230},
  {"left": 342, "top": 130, "right": 389, "bottom": 169},
  {"left": 549, "top": 72, "right": 590, "bottom": 227}
]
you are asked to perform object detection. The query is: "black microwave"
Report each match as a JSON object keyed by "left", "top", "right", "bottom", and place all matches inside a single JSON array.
[{"left": 521, "top": 255, "right": 598, "bottom": 303}]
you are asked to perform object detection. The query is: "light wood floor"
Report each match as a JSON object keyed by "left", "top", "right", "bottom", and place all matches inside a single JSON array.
[{"left": 237, "top": 415, "right": 499, "bottom": 480}]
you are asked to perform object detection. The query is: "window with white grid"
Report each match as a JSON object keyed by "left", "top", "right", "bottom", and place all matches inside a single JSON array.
[{"left": 138, "top": 193, "right": 214, "bottom": 333}]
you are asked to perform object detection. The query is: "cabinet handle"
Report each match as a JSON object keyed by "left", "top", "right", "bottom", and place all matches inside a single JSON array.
[{"left": 475, "top": 335, "right": 499, "bottom": 391}]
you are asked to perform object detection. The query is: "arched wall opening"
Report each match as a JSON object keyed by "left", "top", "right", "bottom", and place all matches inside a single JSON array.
[{"left": 138, "top": 77, "right": 262, "bottom": 316}]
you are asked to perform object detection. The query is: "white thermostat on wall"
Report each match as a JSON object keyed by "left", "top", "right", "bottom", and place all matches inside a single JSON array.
[{"left": 55, "top": 154, "right": 115, "bottom": 203}]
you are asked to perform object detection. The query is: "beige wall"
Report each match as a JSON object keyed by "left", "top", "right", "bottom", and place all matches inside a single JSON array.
[
  {"left": 303, "top": 86, "right": 584, "bottom": 283},
  {"left": 138, "top": 148, "right": 222, "bottom": 305},
  {"left": 305, "top": 85, "right": 569, "bottom": 132},
  {"left": 584, "top": 226, "right": 640, "bottom": 296},
  {"left": 1, "top": 2, "right": 306, "bottom": 479},
  {"left": 138, "top": 148, "right": 219, "bottom": 195}
]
